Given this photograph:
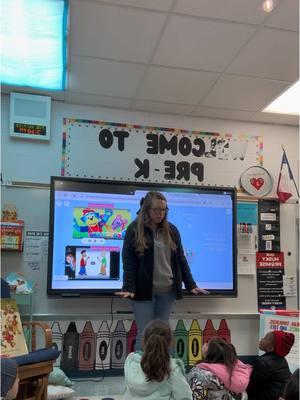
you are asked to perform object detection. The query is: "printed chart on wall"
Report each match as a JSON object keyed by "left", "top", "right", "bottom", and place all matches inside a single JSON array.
[
  {"left": 259, "top": 310, "right": 299, "bottom": 372},
  {"left": 62, "top": 119, "right": 263, "bottom": 187},
  {"left": 237, "top": 202, "right": 258, "bottom": 275}
]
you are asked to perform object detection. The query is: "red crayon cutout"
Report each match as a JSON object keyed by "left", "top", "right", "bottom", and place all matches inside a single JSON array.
[
  {"left": 127, "top": 320, "right": 137, "bottom": 354},
  {"left": 202, "top": 319, "right": 217, "bottom": 345},
  {"left": 51, "top": 321, "right": 63, "bottom": 367},
  {"left": 217, "top": 319, "right": 231, "bottom": 343},
  {"left": 78, "top": 321, "right": 96, "bottom": 371},
  {"left": 96, "top": 320, "right": 111, "bottom": 370}
]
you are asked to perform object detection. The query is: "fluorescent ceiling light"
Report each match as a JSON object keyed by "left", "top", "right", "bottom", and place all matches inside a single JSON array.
[
  {"left": 0, "top": 0, "right": 68, "bottom": 91},
  {"left": 263, "top": 80, "right": 300, "bottom": 116}
]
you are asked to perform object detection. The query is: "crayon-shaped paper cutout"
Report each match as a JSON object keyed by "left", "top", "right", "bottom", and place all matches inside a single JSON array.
[
  {"left": 217, "top": 319, "right": 231, "bottom": 343},
  {"left": 127, "top": 320, "right": 137, "bottom": 354},
  {"left": 61, "top": 322, "right": 79, "bottom": 373},
  {"left": 78, "top": 321, "right": 96, "bottom": 371},
  {"left": 188, "top": 319, "right": 202, "bottom": 366},
  {"left": 111, "top": 320, "right": 127, "bottom": 369},
  {"left": 51, "top": 321, "right": 63, "bottom": 367},
  {"left": 96, "top": 320, "right": 111, "bottom": 370},
  {"left": 174, "top": 320, "right": 188, "bottom": 366},
  {"left": 203, "top": 319, "right": 217, "bottom": 345}
]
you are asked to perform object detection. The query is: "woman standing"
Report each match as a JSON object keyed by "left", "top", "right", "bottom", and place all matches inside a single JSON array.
[{"left": 116, "top": 191, "right": 208, "bottom": 350}]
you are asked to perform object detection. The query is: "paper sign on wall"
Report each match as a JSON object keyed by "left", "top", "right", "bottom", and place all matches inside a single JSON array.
[{"left": 62, "top": 119, "right": 263, "bottom": 186}]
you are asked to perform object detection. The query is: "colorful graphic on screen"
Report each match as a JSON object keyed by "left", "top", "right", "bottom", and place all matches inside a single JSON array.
[{"left": 73, "top": 207, "right": 130, "bottom": 239}]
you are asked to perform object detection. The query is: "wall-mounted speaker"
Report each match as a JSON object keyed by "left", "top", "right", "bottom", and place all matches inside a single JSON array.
[{"left": 10, "top": 92, "right": 51, "bottom": 141}]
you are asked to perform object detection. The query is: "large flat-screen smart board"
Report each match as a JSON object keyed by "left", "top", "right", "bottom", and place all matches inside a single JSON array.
[{"left": 47, "top": 177, "right": 237, "bottom": 296}]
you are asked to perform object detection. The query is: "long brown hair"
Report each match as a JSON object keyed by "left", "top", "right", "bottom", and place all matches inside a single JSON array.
[
  {"left": 141, "top": 320, "right": 172, "bottom": 382},
  {"left": 202, "top": 337, "right": 237, "bottom": 382},
  {"left": 136, "top": 191, "right": 176, "bottom": 255}
]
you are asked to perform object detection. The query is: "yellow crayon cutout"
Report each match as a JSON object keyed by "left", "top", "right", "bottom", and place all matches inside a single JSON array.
[{"left": 188, "top": 319, "right": 202, "bottom": 367}]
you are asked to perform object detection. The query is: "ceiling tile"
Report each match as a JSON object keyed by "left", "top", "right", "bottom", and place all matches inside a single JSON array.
[
  {"left": 69, "top": 56, "right": 146, "bottom": 98},
  {"left": 132, "top": 100, "right": 195, "bottom": 115},
  {"left": 192, "top": 106, "right": 254, "bottom": 120},
  {"left": 227, "top": 28, "right": 299, "bottom": 81},
  {"left": 265, "top": 0, "right": 299, "bottom": 31},
  {"left": 201, "top": 74, "right": 289, "bottom": 111},
  {"left": 250, "top": 112, "right": 299, "bottom": 126},
  {"left": 152, "top": 16, "right": 256, "bottom": 71},
  {"left": 174, "top": 0, "right": 280, "bottom": 25},
  {"left": 71, "top": 0, "right": 167, "bottom": 63},
  {"left": 65, "top": 92, "right": 132, "bottom": 109},
  {"left": 94, "top": 0, "right": 174, "bottom": 12},
  {"left": 137, "top": 66, "right": 219, "bottom": 104}
]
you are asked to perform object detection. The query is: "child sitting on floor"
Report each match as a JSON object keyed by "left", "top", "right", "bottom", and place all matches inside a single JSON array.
[
  {"left": 187, "top": 337, "right": 252, "bottom": 400},
  {"left": 124, "top": 319, "right": 192, "bottom": 400},
  {"left": 247, "top": 330, "right": 295, "bottom": 400}
]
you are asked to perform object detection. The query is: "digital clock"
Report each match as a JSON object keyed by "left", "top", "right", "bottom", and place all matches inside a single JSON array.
[{"left": 14, "top": 123, "right": 46, "bottom": 136}]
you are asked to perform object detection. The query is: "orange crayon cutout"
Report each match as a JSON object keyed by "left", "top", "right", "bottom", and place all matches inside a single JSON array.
[
  {"left": 217, "top": 319, "right": 231, "bottom": 343},
  {"left": 96, "top": 320, "right": 111, "bottom": 370},
  {"left": 78, "top": 321, "right": 96, "bottom": 371},
  {"left": 127, "top": 320, "right": 137, "bottom": 354},
  {"left": 203, "top": 319, "right": 217, "bottom": 345},
  {"left": 188, "top": 319, "right": 202, "bottom": 367}
]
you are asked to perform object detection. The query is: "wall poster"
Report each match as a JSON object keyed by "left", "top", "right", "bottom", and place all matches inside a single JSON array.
[{"left": 62, "top": 119, "right": 263, "bottom": 187}]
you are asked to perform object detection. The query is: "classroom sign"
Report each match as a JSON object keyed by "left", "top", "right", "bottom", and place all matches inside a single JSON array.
[{"left": 62, "top": 119, "right": 263, "bottom": 186}]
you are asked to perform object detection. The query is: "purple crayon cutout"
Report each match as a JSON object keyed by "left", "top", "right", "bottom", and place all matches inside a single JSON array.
[
  {"left": 217, "top": 319, "right": 231, "bottom": 343},
  {"left": 78, "top": 321, "right": 96, "bottom": 371},
  {"left": 111, "top": 320, "right": 127, "bottom": 369},
  {"left": 127, "top": 320, "right": 137, "bottom": 354}
]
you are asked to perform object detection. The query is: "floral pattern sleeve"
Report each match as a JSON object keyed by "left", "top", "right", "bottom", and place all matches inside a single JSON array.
[{"left": 187, "top": 367, "right": 232, "bottom": 400}]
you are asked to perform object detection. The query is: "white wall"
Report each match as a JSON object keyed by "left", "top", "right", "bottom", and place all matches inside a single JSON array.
[{"left": 1, "top": 93, "right": 298, "bottom": 354}]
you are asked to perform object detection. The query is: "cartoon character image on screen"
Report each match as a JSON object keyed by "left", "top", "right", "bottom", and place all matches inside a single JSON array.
[
  {"left": 65, "top": 249, "right": 76, "bottom": 279},
  {"left": 97, "top": 252, "right": 107, "bottom": 276},
  {"left": 73, "top": 208, "right": 113, "bottom": 238},
  {"left": 79, "top": 250, "right": 89, "bottom": 276},
  {"left": 111, "top": 214, "right": 128, "bottom": 239}
]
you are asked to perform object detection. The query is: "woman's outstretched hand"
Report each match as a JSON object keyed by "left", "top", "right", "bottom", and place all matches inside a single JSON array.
[
  {"left": 190, "top": 287, "right": 210, "bottom": 295},
  {"left": 114, "top": 291, "right": 135, "bottom": 298}
]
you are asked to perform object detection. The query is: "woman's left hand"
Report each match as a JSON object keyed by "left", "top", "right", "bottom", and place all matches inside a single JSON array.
[{"left": 190, "top": 287, "right": 210, "bottom": 295}]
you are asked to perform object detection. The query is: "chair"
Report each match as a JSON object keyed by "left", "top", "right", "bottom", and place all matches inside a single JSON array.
[
  {"left": 1, "top": 279, "right": 59, "bottom": 400},
  {"left": 14, "top": 321, "right": 60, "bottom": 400}
]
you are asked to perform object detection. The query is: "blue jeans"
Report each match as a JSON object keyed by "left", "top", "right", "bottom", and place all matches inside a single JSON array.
[{"left": 131, "top": 291, "right": 175, "bottom": 351}]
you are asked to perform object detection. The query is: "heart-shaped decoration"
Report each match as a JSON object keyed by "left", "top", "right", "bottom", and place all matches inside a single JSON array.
[{"left": 250, "top": 177, "right": 264, "bottom": 190}]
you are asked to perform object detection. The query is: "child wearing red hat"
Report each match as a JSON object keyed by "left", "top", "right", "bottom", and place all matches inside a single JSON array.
[{"left": 247, "top": 330, "right": 295, "bottom": 400}]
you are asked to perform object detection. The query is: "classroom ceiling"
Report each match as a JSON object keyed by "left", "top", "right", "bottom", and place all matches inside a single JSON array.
[{"left": 3, "top": 0, "right": 300, "bottom": 125}]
